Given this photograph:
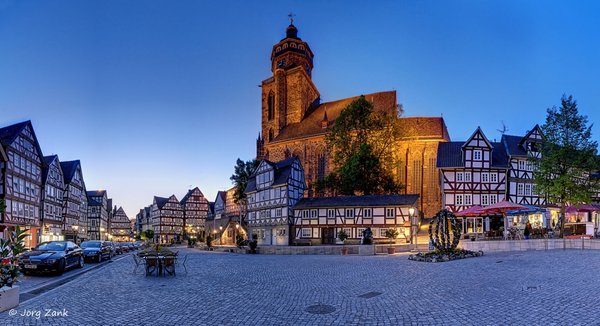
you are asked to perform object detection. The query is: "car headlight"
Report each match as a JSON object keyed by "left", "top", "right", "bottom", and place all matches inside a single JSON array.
[{"left": 46, "top": 259, "right": 56, "bottom": 264}]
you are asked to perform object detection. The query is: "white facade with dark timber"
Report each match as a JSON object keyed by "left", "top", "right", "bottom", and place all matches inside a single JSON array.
[
  {"left": 437, "top": 127, "right": 509, "bottom": 213},
  {"left": 151, "top": 195, "right": 184, "bottom": 243},
  {"left": 245, "top": 157, "right": 306, "bottom": 246},
  {"left": 292, "top": 195, "right": 420, "bottom": 245},
  {"left": 110, "top": 207, "right": 131, "bottom": 242},
  {"left": 86, "top": 190, "right": 109, "bottom": 240},
  {"left": 41, "top": 155, "right": 65, "bottom": 242},
  {"left": 60, "top": 160, "right": 88, "bottom": 242},
  {"left": 0, "top": 121, "right": 44, "bottom": 248},
  {"left": 180, "top": 187, "right": 209, "bottom": 239},
  {"left": 501, "top": 125, "right": 546, "bottom": 206}
]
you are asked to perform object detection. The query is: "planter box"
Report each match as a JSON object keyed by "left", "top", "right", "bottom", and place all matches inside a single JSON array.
[{"left": 0, "top": 285, "right": 19, "bottom": 312}]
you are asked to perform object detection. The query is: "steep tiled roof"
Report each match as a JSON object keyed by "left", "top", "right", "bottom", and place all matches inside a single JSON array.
[
  {"left": 245, "top": 157, "right": 299, "bottom": 193},
  {"left": 397, "top": 117, "right": 450, "bottom": 140},
  {"left": 437, "top": 142, "right": 509, "bottom": 168},
  {"left": 87, "top": 190, "right": 106, "bottom": 197},
  {"left": 294, "top": 194, "right": 419, "bottom": 209},
  {"left": 271, "top": 91, "right": 397, "bottom": 143},
  {"left": 0, "top": 121, "right": 30, "bottom": 147},
  {"left": 60, "top": 160, "right": 81, "bottom": 184},
  {"left": 0, "top": 120, "right": 44, "bottom": 161},
  {"left": 180, "top": 187, "right": 205, "bottom": 204},
  {"left": 501, "top": 134, "right": 527, "bottom": 157},
  {"left": 42, "top": 155, "right": 58, "bottom": 182},
  {"left": 154, "top": 196, "right": 169, "bottom": 209}
]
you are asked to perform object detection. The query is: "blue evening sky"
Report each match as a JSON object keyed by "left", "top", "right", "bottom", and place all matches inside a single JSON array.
[{"left": 1, "top": 0, "right": 599, "bottom": 218}]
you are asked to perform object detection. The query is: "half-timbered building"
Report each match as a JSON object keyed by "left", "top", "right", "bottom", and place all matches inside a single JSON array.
[
  {"left": 208, "top": 190, "right": 237, "bottom": 245},
  {"left": 501, "top": 125, "right": 545, "bottom": 206},
  {"left": 41, "top": 155, "right": 65, "bottom": 242},
  {"left": 110, "top": 207, "right": 131, "bottom": 242},
  {"left": 86, "top": 190, "right": 109, "bottom": 240},
  {"left": 60, "top": 160, "right": 88, "bottom": 243},
  {"left": 151, "top": 195, "right": 183, "bottom": 244},
  {"left": 0, "top": 121, "right": 44, "bottom": 248},
  {"left": 437, "top": 127, "right": 509, "bottom": 214},
  {"left": 292, "top": 195, "right": 419, "bottom": 245},
  {"left": 180, "top": 187, "right": 209, "bottom": 240},
  {"left": 245, "top": 157, "right": 306, "bottom": 246}
]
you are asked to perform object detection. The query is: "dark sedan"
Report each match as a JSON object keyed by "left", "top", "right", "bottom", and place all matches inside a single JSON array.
[
  {"left": 19, "top": 241, "right": 84, "bottom": 275},
  {"left": 80, "top": 241, "right": 112, "bottom": 263}
]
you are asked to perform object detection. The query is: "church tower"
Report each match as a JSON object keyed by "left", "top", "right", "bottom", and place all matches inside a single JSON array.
[{"left": 258, "top": 20, "right": 320, "bottom": 160}]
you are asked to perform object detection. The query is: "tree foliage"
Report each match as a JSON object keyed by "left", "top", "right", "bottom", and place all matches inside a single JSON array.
[
  {"left": 230, "top": 158, "right": 260, "bottom": 204},
  {"left": 316, "top": 96, "right": 404, "bottom": 196},
  {"left": 534, "top": 95, "right": 600, "bottom": 236}
]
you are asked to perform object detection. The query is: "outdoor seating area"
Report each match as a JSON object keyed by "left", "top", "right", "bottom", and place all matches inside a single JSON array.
[
  {"left": 135, "top": 247, "right": 187, "bottom": 277},
  {"left": 456, "top": 201, "right": 600, "bottom": 241}
]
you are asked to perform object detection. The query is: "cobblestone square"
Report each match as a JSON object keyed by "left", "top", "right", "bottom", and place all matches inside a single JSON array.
[{"left": 2, "top": 248, "right": 600, "bottom": 325}]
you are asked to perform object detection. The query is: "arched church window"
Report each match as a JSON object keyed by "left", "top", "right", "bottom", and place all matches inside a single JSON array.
[
  {"left": 267, "top": 92, "right": 275, "bottom": 120},
  {"left": 291, "top": 43, "right": 297, "bottom": 48},
  {"left": 317, "top": 152, "right": 326, "bottom": 181},
  {"left": 276, "top": 46, "right": 281, "bottom": 52},
  {"left": 283, "top": 43, "right": 288, "bottom": 49},
  {"left": 299, "top": 45, "right": 305, "bottom": 50}
]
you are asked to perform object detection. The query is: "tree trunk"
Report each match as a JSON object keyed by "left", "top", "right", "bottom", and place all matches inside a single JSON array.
[{"left": 559, "top": 202, "right": 566, "bottom": 238}]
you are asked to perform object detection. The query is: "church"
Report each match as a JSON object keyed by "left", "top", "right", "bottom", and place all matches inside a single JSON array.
[{"left": 255, "top": 22, "right": 450, "bottom": 218}]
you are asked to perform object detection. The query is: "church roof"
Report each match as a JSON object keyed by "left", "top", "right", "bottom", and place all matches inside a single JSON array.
[
  {"left": 397, "top": 117, "right": 450, "bottom": 141},
  {"left": 294, "top": 194, "right": 419, "bottom": 209},
  {"left": 271, "top": 91, "right": 397, "bottom": 143}
]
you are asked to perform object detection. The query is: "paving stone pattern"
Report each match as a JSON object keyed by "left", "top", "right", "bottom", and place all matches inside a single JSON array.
[{"left": 1, "top": 248, "right": 599, "bottom": 325}]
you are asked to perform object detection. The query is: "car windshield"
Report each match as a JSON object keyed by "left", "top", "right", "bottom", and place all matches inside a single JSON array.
[
  {"left": 36, "top": 242, "right": 66, "bottom": 251},
  {"left": 80, "top": 241, "right": 101, "bottom": 248}
]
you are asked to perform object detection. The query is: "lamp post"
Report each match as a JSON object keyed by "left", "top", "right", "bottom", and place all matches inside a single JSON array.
[
  {"left": 219, "top": 226, "right": 223, "bottom": 245},
  {"left": 409, "top": 207, "right": 416, "bottom": 249}
]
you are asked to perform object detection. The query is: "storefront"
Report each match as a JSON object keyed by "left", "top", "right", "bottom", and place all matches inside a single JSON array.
[{"left": 40, "top": 223, "right": 65, "bottom": 243}]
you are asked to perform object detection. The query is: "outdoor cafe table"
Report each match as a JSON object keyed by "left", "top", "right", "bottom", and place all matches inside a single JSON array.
[{"left": 142, "top": 254, "right": 177, "bottom": 276}]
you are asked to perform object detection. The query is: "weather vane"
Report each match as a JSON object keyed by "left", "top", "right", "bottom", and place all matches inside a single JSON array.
[{"left": 288, "top": 12, "right": 296, "bottom": 24}]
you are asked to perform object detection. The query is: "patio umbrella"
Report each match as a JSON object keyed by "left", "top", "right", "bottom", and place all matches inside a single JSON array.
[
  {"left": 565, "top": 204, "right": 599, "bottom": 213},
  {"left": 480, "top": 201, "right": 529, "bottom": 238},
  {"left": 480, "top": 200, "right": 529, "bottom": 215},
  {"left": 456, "top": 205, "right": 485, "bottom": 217}
]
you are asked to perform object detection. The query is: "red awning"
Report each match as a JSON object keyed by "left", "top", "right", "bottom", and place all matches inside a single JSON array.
[
  {"left": 456, "top": 205, "right": 485, "bottom": 217},
  {"left": 566, "top": 204, "right": 599, "bottom": 213},
  {"left": 480, "top": 200, "right": 529, "bottom": 214}
]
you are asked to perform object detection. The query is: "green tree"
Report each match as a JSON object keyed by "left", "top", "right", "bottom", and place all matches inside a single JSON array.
[
  {"left": 316, "top": 96, "right": 403, "bottom": 195},
  {"left": 230, "top": 158, "right": 260, "bottom": 204},
  {"left": 534, "top": 95, "right": 600, "bottom": 237},
  {"left": 141, "top": 229, "right": 155, "bottom": 241}
]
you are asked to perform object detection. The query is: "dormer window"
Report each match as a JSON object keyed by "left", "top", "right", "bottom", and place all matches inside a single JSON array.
[{"left": 473, "top": 150, "right": 482, "bottom": 161}]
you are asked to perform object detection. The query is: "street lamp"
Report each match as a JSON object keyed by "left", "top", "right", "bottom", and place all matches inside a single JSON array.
[
  {"left": 219, "top": 226, "right": 223, "bottom": 245},
  {"left": 409, "top": 207, "right": 417, "bottom": 249}
]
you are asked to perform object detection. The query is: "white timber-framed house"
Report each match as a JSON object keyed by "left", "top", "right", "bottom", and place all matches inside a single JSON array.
[
  {"left": 110, "top": 206, "right": 131, "bottom": 242},
  {"left": 0, "top": 121, "right": 45, "bottom": 248},
  {"left": 292, "top": 195, "right": 419, "bottom": 245},
  {"left": 60, "top": 160, "right": 89, "bottom": 243},
  {"left": 151, "top": 195, "right": 183, "bottom": 244},
  {"left": 501, "top": 125, "right": 546, "bottom": 206},
  {"left": 437, "top": 127, "right": 509, "bottom": 215},
  {"left": 245, "top": 157, "right": 306, "bottom": 246},
  {"left": 180, "top": 187, "right": 209, "bottom": 240},
  {"left": 86, "top": 190, "right": 109, "bottom": 240},
  {"left": 41, "top": 155, "right": 65, "bottom": 242}
]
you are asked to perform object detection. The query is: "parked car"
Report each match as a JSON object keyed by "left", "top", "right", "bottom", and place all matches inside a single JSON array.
[
  {"left": 19, "top": 241, "right": 84, "bottom": 275},
  {"left": 120, "top": 243, "right": 130, "bottom": 253},
  {"left": 127, "top": 243, "right": 136, "bottom": 251},
  {"left": 80, "top": 240, "right": 112, "bottom": 263},
  {"left": 104, "top": 241, "right": 117, "bottom": 257},
  {"left": 109, "top": 242, "right": 122, "bottom": 255}
]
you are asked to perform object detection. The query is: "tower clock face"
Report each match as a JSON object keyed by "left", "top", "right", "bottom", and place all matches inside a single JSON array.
[{"left": 277, "top": 59, "right": 286, "bottom": 68}]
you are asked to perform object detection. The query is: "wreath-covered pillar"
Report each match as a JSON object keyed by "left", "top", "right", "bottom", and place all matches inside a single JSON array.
[{"left": 428, "top": 209, "right": 461, "bottom": 253}]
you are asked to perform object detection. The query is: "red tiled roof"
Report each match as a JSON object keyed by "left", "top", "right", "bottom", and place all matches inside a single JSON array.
[
  {"left": 270, "top": 91, "right": 449, "bottom": 143},
  {"left": 271, "top": 91, "right": 397, "bottom": 143}
]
